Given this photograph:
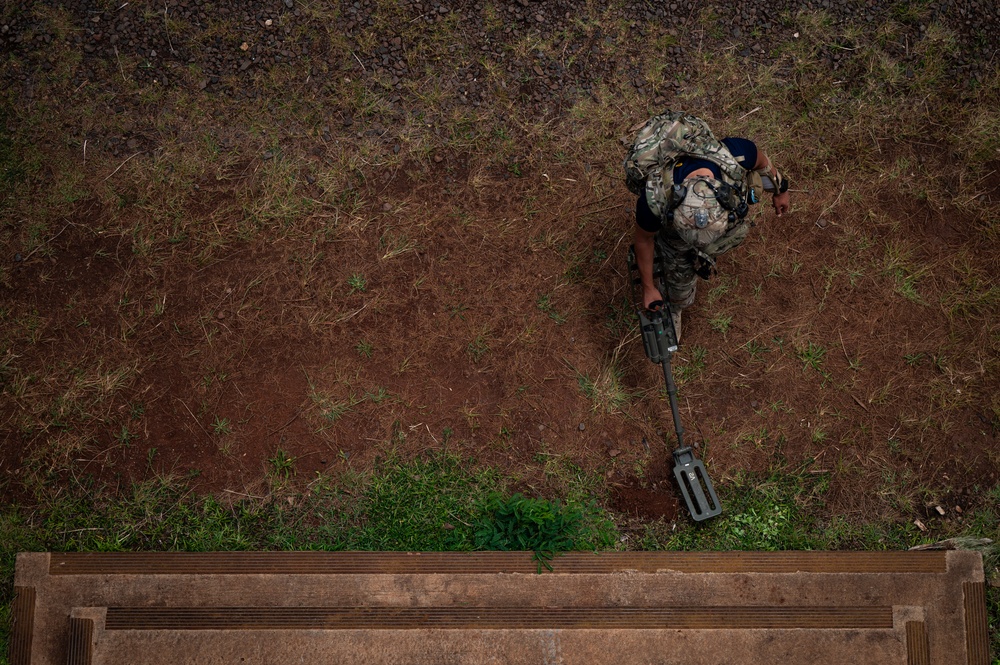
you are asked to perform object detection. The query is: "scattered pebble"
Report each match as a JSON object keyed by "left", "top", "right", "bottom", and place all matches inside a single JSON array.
[{"left": 578, "top": 423, "right": 585, "bottom": 431}]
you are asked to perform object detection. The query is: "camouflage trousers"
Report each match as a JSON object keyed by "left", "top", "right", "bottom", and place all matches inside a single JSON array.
[{"left": 654, "top": 221, "right": 750, "bottom": 309}]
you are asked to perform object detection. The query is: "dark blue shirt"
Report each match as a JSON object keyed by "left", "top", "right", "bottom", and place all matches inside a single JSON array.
[{"left": 636, "top": 137, "right": 758, "bottom": 233}]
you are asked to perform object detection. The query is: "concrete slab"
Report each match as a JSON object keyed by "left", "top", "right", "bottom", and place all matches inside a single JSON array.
[{"left": 10, "top": 551, "right": 991, "bottom": 665}]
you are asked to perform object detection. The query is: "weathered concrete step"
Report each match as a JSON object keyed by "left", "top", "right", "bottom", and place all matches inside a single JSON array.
[{"left": 11, "top": 551, "right": 991, "bottom": 665}]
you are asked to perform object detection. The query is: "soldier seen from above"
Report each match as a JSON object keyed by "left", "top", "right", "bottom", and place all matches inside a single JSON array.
[{"left": 624, "top": 110, "right": 791, "bottom": 341}]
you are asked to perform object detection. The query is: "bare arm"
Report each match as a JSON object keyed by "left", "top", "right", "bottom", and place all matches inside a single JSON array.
[
  {"left": 634, "top": 225, "right": 664, "bottom": 310},
  {"left": 753, "top": 150, "right": 790, "bottom": 216}
]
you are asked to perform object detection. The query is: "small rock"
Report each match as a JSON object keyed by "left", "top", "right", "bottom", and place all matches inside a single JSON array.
[
  {"left": 816, "top": 218, "right": 829, "bottom": 228},
  {"left": 13, "top": 252, "right": 22, "bottom": 262},
  {"left": 578, "top": 423, "right": 585, "bottom": 431},
  {"left": 433, "top": 154, "right": 443, "bottom": 163},
  {"left": 382, "top": 202, "right": 392, "bottom": 212},
  {"left": 609, "top": 449, "right": 621, "bottom": 458},
  {"left": 442, "top": 522, "right": 455, "bottom": 530},
  {"left": 262, "top": 151, "right": 274, "bottom": 160},
  {"left": 305, "top": 174, "right": 316, "bottom": 184},
  {"left": 240, "top": 42, "right": 250, "bottom": 51},
  {"left": 216, "top": 311, "right": 225, "bottom": 320},
  {"left": 283, "top": 0, "right": 294, "bottom": 7},
  {"left": 320, "top": 459, "right": 327, "bottom": 464}
]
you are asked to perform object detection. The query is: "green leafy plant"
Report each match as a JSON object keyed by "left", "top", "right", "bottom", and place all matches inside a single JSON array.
[
  {"left": 474, "top": 493, "right": 593, "bottom": 572},
  {"left": 797, "top": 342, "right": 826, "bottom": 373},
  {"left": 268, "top": 449, "right": 296, "bottom": 479},
  {"left": 211, "top": 416, "right": 231, "bottom": 435},
  {"left": 347, "top": 273, "right": 367, "bottom": 293}
]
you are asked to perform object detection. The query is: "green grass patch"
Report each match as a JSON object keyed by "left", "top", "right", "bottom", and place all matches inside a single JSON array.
[{"left": 0, "top": 451, "right": 617, "bottom": 638}]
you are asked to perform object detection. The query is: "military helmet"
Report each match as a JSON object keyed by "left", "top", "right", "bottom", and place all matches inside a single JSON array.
[{"left": 671, "top": 177, "right": 730, "bottom": 247}]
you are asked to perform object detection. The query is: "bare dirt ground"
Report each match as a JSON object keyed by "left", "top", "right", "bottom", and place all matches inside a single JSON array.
[{"left": 1, "top": 0, "right": 999, "bottom": 528}]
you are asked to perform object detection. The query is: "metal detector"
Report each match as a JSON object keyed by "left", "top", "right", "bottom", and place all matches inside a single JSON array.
[{"left": 628, "top": 247, "right": 722, "bottom": 521}]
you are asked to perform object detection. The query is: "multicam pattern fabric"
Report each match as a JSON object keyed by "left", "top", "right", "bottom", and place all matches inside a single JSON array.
[
  {"left": 654, "top": 222, "right": 750, "bottom": 309},
  {"left": 623, "top": 110, "right": 748, "bottom": 220},
  {"left": 625, "top": 111, "right": 759, "bottom": 309}
]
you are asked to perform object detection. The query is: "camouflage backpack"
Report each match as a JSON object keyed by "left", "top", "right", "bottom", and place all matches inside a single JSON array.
[{"left": 623, "top": 111, "right": 748, "bottom": 221}]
